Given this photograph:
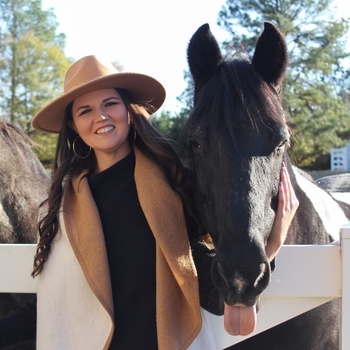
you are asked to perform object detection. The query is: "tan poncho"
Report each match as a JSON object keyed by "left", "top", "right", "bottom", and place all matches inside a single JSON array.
[{"left": 36, "top": 148, "right": 202, "bottom": 349}]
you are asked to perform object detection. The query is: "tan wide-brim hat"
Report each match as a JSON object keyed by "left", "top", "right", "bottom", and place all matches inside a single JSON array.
[{"left": 32, "top": 55, "right": 166, "bottom": 133}]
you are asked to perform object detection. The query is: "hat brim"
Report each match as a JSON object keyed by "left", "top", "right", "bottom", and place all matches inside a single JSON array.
[{"left": 32, "top": 72, "right": 166, "bottom": 134}]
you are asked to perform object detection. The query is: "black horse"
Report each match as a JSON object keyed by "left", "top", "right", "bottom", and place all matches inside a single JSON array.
[
  {"left": 0, "top": 121, "right": 50, "bottom": 349},
  {"left": 186, "top": 23, "right": 350, "bottom": 349}
]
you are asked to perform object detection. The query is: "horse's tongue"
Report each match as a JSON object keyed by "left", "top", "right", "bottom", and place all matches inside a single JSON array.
[{"left": 224, "top": 303, "right": 257, "bottom": 336}]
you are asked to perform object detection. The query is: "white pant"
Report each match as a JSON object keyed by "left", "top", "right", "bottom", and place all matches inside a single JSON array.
[{"left": 188, "top": 308, "right": 225, "bottom": 350}]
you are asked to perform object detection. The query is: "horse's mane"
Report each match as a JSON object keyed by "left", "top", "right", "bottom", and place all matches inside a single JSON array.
[
  {"left": 186, "top": 54, "right": 288, "bottom": 150},
  {"left": 0, "top": 120, "right": 49, "bottom": 182},
  {"left": 0, "top": 121, "right": 34, "bottom": 150},
  {"left": 0, "top": 120, "right": 49, "bottom": 243}
]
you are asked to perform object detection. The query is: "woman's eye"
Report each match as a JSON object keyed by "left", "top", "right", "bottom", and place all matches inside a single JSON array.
[
  {"left": 105, "top": 101, "right": 117, "bottom": 108},
  {"left": 79, "top": 108, "right": 91, "bottom": 116}
]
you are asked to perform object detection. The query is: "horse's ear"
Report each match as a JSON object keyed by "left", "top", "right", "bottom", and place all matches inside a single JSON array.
[
  {"left": 187, "top": 23, "right": 223, "bottom": 91},
  {"left": 252, "top": 22, "right": 288, "bottom": 92}
]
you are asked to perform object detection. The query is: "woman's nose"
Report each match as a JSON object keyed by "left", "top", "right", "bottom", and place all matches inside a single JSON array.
[{"left": 97, "top": 109, "right": 109, "bottom": 121}]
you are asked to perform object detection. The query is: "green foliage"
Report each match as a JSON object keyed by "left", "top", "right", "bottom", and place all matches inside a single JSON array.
[
  {"left": 176, "top": 70, "right": 194, "bottom": 120},
  {"left": 167, "top": 70, "right": 194, "bottom": 160},
  {"left": 152, "top": 109, "right": 189, "bottom": 160},
  {"left": 217, "top": 0, "right": 350, "bottom": 169},
  {"left": 0, "top": 0, "right": 72, "bottom": 164}
]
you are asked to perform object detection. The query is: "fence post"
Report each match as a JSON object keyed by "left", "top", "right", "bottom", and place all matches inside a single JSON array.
[{"left": 341, "top": 224, "right": 350, "bottom": 349}]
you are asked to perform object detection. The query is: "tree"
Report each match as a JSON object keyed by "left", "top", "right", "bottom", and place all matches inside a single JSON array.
[
  {"left": 153, "top": 70, "right": 197, "bottom": 161},
  {"left": 153, "top": 109, "right": 189, "bottom": 160},
  {"left": 159, "top": 70, "right": 194, "bottom": 161},
  {"left": 0, "top": 0, "right": 72, "bottom": 134},
  {"left": 176, "top": 70, "right": 194, "bottom": 119},
  {"left": 217, "top": 0, "right": 350, "bottom": 169}
]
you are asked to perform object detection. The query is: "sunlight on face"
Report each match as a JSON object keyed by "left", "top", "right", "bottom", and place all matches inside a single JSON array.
[{"left": 71, "top": 88, "right": 131, "bottom": 171}]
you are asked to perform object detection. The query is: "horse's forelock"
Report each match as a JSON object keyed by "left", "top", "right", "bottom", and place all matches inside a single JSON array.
[{"left": 186, "top": 57, "right": 289, "bottom": 151}]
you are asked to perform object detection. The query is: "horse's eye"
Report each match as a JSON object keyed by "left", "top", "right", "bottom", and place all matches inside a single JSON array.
[
  {"left": 276, "top": 140, "right": 288, "bottom": 154},
  {"left": 190, "top": 140, "right": 202, "bottom": 153},
  {"left": 189, "top": 127, "right": 205, "bottom": 153}
]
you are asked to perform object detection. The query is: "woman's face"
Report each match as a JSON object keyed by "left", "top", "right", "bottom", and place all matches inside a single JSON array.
[{"left": 71, "top": 88, "right": 131, "bottom": 170}]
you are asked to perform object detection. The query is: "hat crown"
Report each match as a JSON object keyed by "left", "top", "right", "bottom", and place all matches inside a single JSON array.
[{"left": 64, "top": 55, "right": 119, "bottom": 93}]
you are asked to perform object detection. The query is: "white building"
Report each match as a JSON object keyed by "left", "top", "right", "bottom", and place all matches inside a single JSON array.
[{"left": 331, "top": 142, "right": 350, "bottom": 171}]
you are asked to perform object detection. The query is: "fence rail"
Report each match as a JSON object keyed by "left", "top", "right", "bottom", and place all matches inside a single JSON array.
[{"left": 0, "top": 225, "right": 349, "bottom": 349}]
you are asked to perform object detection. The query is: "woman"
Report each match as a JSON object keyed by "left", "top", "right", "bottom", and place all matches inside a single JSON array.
[{"left": 0, "top": 55, "right": 298, "bottom": 349}]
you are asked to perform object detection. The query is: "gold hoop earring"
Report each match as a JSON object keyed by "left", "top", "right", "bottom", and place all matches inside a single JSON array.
[
  {"left": 72, "top": 136, "right": 91, "bottom": 159},
  {"left": 127, "top": 112, "right": 131, "bottom": 125}
]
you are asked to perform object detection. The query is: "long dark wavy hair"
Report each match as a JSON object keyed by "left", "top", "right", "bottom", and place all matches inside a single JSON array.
[{"left": 32, "top": 88, "right": 204, "bottom": 277}]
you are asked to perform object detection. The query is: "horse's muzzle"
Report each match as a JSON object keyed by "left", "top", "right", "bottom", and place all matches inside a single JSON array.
[{"left": 212, "top": 259, "right": 271, "bottom": 307}]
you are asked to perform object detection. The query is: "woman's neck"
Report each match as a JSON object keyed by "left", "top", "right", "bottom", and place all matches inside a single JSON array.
[{"left": 94, "top": 146, "right": 132, "bottom": 173}]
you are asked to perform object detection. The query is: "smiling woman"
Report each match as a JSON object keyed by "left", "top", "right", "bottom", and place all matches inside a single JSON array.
[
  {"left": 70, "top": 89, "right": 132, "bottom": 172},
  {"left": 30, "top": 55, "right": 206, "bottom": 349}
]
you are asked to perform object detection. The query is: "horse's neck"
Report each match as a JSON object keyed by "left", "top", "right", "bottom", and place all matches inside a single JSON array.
[{"left": 286, "top": 160, "right": 349, "bottom": 244}]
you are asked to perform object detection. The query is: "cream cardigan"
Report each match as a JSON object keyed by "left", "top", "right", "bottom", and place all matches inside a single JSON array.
[{"left": 36, "top": 148, "right": 202, "bottom": 349}]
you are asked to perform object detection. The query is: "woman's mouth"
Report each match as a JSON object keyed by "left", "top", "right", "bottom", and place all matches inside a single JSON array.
[{"left": 96, "top": 125, "right": 115, "bottom": 134}]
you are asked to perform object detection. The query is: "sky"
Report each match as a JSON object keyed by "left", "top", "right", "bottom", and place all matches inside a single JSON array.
[{"left": 41, "top": 0, "right": 350, "bottom": 114}]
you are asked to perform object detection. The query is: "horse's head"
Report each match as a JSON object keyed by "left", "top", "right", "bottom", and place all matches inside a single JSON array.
[{"left": 187, "top": 23, "right": 289, "bottom": 312}]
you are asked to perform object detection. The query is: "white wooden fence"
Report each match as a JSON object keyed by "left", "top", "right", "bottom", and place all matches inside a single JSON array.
[{"left": 0, "top": 225, "right": 349, "bottom": 349}]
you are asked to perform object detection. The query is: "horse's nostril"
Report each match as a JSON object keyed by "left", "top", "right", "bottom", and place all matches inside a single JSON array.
[
  {"left": 253, "top": 263, "right": 266, "bottom": 287},
  {"left": 215, "top": 261, "right": 230, "bottom": 289},
  {"left": 253, "top": 261, "right": 270, "bottom": 291}
]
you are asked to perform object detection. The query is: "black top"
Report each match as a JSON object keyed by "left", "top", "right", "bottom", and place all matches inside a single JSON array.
[{"left": 88, "top": 151, "right": 157, "bottom": 349}]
